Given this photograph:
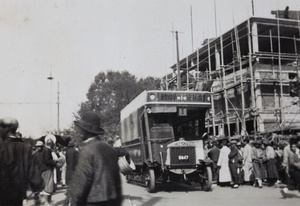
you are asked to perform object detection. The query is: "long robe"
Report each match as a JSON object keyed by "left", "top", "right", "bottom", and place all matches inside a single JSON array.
[
  {"left": 243, "top": 143, "right": 253, "bottom": 182},
  {"left": 217, "top": 145, "right": 232, "bottom": 183},
  {"left": 265, "top": 145, "right": 278, "bottom": 179},
  {"left": 251, "top": 147, "right": 266, "bottom": 180}
]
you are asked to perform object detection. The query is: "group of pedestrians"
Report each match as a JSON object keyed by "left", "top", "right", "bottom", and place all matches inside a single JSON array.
[
  {"left": 0, "top": 112, "right": 123, "bottom": 206},
  {"left": 207, "top": 134, "right": 300, "bottom": 196}
]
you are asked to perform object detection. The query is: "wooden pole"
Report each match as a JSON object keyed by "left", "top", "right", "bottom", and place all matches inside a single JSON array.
[
  {"left": 186, "top": 57, "right": 189, "bottom": 91},
  {"left": 234, "top": 25, "right": 246, "bottom": 136},
  {"left": 208, "top": 39, "right": 216, "bottom": 136},
  {"left": 277, "top": 12, "right": 284, "bottom": 129},
  {"left": 247, "top": 19, "right": 256, "bottom": 137},
  {"left": 214, "top": 0, "right": 218, "bottom": 37},
  {"left": 190, "top": 6, "right": 194, "bottom": 52},
  {"left": 57, "top": 82, "right": 60, "bottom": 133},
  {"left": 176, "top": 31, "right": 181, "bottom": 90},
  {"left": 251, "top": 0, "right": 255, "bottom": 16},
  {"left": 220, "top": 35, "right": 231, "bottom": 136},
  {"left": 197, "top": 49, "right": 199, "bottom": 80}
]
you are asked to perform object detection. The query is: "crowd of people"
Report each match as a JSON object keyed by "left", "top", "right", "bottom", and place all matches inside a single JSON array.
[
  {"left": 0, "top": 112, "right": 123, "bottom": 206},
  {"left": 206, "top": 134, "right": 300, "bottom": 198},
  {"left": 1, "top": 111, "right": 300, "bottom": 205}
]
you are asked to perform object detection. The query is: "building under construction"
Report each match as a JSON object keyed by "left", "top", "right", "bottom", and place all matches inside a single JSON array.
[{"left": 164, "top": 9, "right": 300, "bottom": 138}]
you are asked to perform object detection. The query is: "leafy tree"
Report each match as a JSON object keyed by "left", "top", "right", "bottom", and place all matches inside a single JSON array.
[{"left": 77, "top": 70, "right": 161, "bottom": 140}]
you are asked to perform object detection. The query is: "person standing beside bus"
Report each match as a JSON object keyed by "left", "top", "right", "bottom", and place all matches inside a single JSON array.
[
  {"left": 217, "top": 136, "right": 232, "bottom": 186},
  {"left": 208, "top": 140, "right": 220, "bottom": 185}
]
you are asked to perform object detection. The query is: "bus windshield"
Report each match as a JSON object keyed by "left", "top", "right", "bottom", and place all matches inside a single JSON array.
[{"left": 148, "top": 108, "right": 206, "bottom": 141}]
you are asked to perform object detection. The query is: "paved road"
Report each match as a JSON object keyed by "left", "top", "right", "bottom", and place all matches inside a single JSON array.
[{"left": 25, "top": 176, "right": 300, "bottom": 206}]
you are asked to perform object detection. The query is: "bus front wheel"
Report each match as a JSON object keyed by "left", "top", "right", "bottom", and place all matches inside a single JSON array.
[{"left": 145, "top": 168, "right": 156, "bottom": 193}]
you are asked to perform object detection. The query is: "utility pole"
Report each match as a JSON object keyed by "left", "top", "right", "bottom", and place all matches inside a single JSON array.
[
  {"left": 251, "top": 0, "right": 255, "bottom": 16},
  {"left": 57, "top": 82, "right": 60, "bottom": 133},
  {"left": 190, "top": 6, "right": 194, "bottom": 52},
  {"left": 176, "top": 31, "right": 181, "bottom": 90},
  {"left": 47, "top": 70, "right": 53, "bottom": 132}
]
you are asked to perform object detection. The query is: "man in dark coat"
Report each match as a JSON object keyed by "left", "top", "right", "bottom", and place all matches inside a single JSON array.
[
  {"left": 66, "top": 112, "right": 122, "bottom": 206},
  {"left": 65, "top": 140, "right": 79, "bottom": 185},
  {"left": 207, "top": 140, "right": 220, "bottom": 184},
  {"left": 228, "top": 140, "right": 240, "bottom": 188},
  {"left": 0, "top": 117, "right": 43, "bottom": 205}
]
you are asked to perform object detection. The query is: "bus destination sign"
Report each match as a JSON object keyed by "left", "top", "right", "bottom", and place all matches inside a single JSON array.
[{"left": 147, "top": 92, "right": 210, "bottom": 103}]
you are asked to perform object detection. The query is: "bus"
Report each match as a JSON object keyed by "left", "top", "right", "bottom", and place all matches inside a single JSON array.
[{"left": 120, "top": 90, "right": 213, "bottom": 192}]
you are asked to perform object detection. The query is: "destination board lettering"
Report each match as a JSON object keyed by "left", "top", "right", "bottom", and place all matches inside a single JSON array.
[
  {"left": 160, "top": 93, "right": 177, "bottom": 101},
  {"left": 157, "top": 93, "right": 204, "bottom": 102}
]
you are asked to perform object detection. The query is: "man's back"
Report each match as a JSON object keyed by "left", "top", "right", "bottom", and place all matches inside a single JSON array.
[
  {"left": 208, "top": 146, "right": 220, "bottom": 163},
  {"left": 0, "top": 139, "right": 43, "bottom": 204},
  {"left": 68, "top": 138, "right": 122, "bottom": 204}
]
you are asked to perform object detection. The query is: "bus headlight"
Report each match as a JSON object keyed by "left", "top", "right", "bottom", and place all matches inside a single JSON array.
[
  {"left": 146, "top": 107, "right": 152, "bottom": 113},
  {"left": 149, "top": 94, "right": 155, "bottom": 100}
]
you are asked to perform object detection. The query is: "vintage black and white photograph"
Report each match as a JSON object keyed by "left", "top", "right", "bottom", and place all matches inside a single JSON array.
[{"left": 0, "top": 0, "right": 300, "bottom": 205}]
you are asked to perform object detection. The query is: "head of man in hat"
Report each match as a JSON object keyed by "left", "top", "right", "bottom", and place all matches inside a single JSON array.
[
  {"left": 217, "top": 135, "right": 229, "bottom": 147},
  {"left": 74, "top": 111, "right": 105, "bottom": 142},
  {"left": 0, "top": 116, "right": 19, "bottom": 141},
  {"left": 35, "top": 140, "right": 44, "bottom": 152},
  {"left": 253, "top": 139, "right": 262, "bottom": 149}
]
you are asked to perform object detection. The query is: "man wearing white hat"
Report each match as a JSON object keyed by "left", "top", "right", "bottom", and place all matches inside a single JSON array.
[{"left": 35, "top": 134, "right": 60, "bottom": 206}]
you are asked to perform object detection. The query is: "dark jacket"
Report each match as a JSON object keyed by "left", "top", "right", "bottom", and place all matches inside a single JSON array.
[
  {"left": 0, "top": 138, "right": 43, "bottom": 203},
  {"left": 229, "top": 146, "right": 239, "bottom": 164},
  {"left": 65, "top": 147, "right": 79, "bottom": 185},
  {"left": 67, "top": 137, "right": 122, "bottom": 205},
  {"left": 208, "top": 146, "right": 220, "bottom": 163},
  {"left": 33, "top": 147, "right": 57, "bottom": 172}
]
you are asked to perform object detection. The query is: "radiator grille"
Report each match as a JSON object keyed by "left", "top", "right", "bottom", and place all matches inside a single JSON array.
[{"left": 170, "top": 146, "right": 196, "bottom": 165}]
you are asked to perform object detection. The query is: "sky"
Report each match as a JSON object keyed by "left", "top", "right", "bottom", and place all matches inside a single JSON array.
[{"left": 0, "top": 0, "right": 299, "bottom": 138}]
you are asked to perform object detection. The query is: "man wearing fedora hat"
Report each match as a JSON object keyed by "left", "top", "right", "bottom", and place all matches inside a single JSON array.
[{"left": 66, "top": 111, "right": 122, "bottom": 206}]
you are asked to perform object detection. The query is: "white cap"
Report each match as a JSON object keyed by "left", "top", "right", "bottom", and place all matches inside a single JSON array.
[{"left": 45, "top": 134, "right": 56, "bottom": 144}]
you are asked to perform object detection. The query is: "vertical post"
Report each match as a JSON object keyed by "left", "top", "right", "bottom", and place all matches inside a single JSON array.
[
  {"left": 214, "top": 0, "right": 218, "bottom": 37},
  {"left": 144, "top": 110, "right": 153, "bottom": 162},
  {"left": 165, "top": 74, "right": 168, "bottom": 91},
  {"left": 57, "top": 82, "right": 60, "bottom": 133},
  {"left": 234, "top": 25, "right": 246, "bottom": 136},
  {"left": 208, "top": 39, "right": 216, "bottom": 136},
  {"left": 197, "top": 49, "right": 199, "bottom": 80},
  {"left": 231, "top": 33, "right": 237, "bottom": 83},
  {"left": 176, "top": 31, "right": 181, "bottom": 90},
  {"left": 47, "top": 71, "right": 54, "bottom": 133},
  {"left": 277, "top": 13, "right": 284, "bottom": 128},
  {"left": 270, "top": 30, "right": 277, "bottom": 110},
  {"left": 247, "top": 19, "right": 257, "bottom": 137},
  {"left": 251, "top": 0, "right": 255, "bottom": 16},
  {"left": 190, "top": 6, "right": 194, "bottom": 52},
  {"left": 220, "top": 35, "right": 231, "bottom": 136},
  {"left": 186, "top": 57, "right": 189, "bottom": 90}
]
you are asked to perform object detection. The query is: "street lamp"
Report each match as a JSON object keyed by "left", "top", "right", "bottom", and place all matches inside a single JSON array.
[
  {"left": 47, "top": 72, "right": 53, "bottom": 132},
  {"left": 47, "top": 72, "right": 60, "bottom": 134}
]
